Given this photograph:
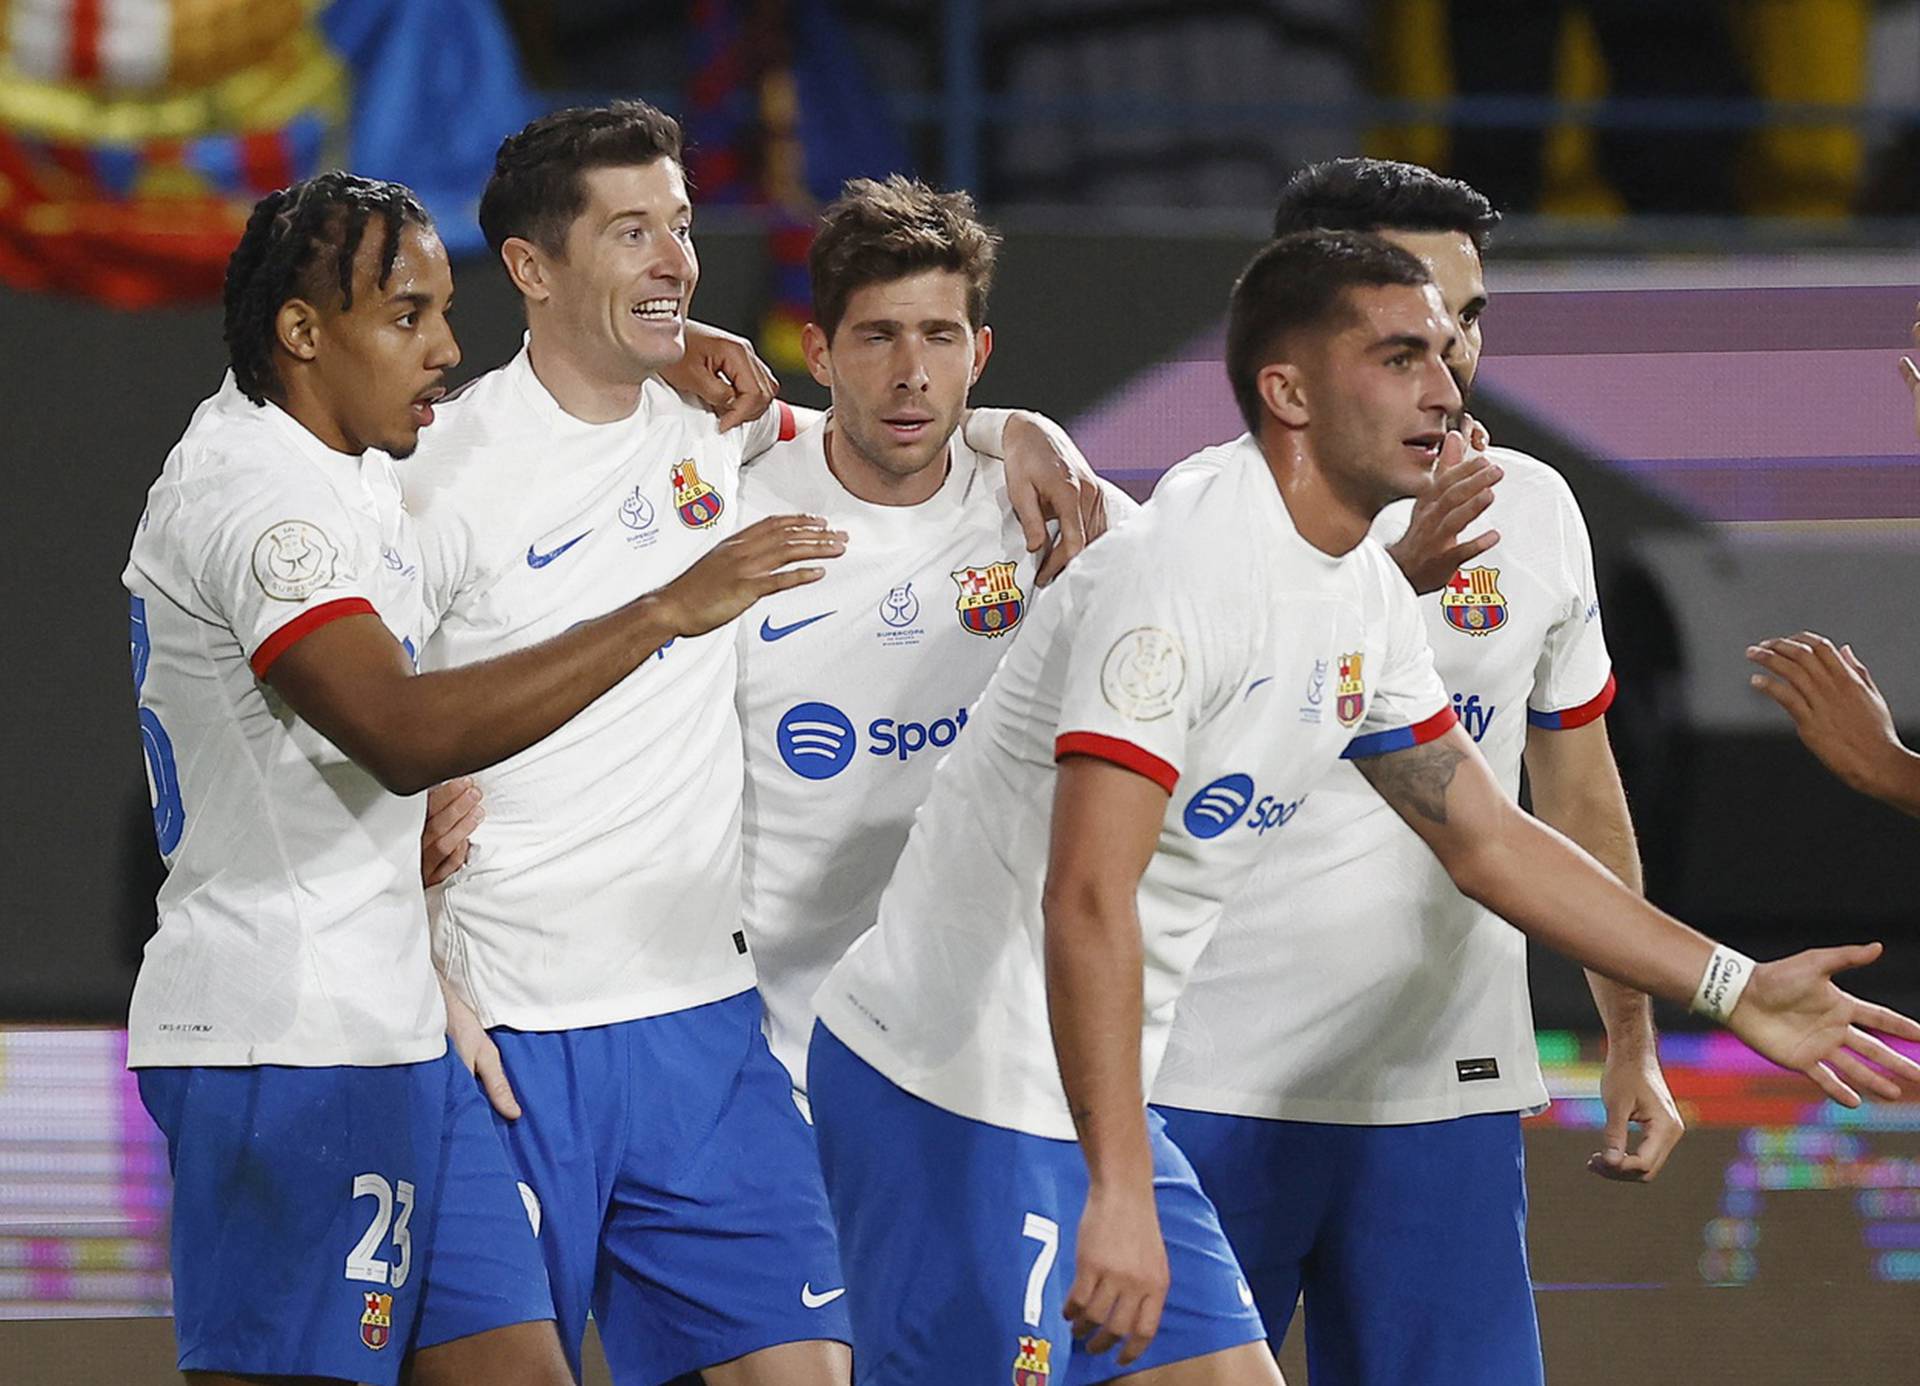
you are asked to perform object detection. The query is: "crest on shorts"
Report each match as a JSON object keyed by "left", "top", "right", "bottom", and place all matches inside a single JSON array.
[
  {"left": 670, "top": 458, "right": 724, "bottom": 529},
  {"left": 1012, "top": 1334, "right": 1052, "bottom": 1385},
  {"left": 951, "top": 561, "right": 1024, "bottom": 638},
  {"left": 1336, "top": 651, "right": 1366, "bottom": 727},
  {"left": 359, "top": 1290, "right": 393, "bottom": 1350},
  {"left": 1441, "top": 566, "right": 1508, "bottom": 636}
]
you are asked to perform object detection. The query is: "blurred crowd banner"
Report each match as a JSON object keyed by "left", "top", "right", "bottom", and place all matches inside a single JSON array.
[{"left": 0, "top": 0, "right": 541, "bottom": 307}]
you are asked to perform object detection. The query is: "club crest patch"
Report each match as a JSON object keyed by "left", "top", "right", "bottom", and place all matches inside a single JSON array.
[
  {"left": 1336, "top": 651, "right": 1366, "bottom": 727},
  {"left": 251, "top": 519, "right": 339, "bottom": 602},
  {"left": 670, "top": 458, "right": 724, "bottom": 529},
  {"left": 1441, "top": 566, "right": 1508, "bottom": 636},
  {"left": 951, "top": 561, "right": 1025, "bottom": 638},
  {"left": 359, "top": 1290, "right": 393, "bottom": 1350},
  {"left": 1012, "top": 1334, "right": 1051, "bottom": 1384}
]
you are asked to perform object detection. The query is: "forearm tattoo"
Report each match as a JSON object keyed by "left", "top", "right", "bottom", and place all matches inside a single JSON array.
[{"left": 1356, "top": 739, "right": 1465, "bottom": 825}]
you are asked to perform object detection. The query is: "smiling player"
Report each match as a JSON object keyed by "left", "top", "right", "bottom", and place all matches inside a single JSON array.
[
  {"left": 400, "top": 103, "right": 1104, "bottom": 1386},
  {"left": 123, "top": 172, "right": 830, "bottom": 1386}
]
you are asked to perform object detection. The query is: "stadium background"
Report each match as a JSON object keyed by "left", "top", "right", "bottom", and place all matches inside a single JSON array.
[{"left": 2, "top": 0, "right": 1918, "bottom": 1380}]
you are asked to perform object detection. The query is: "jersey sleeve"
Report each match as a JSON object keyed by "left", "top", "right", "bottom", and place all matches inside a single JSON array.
[
  {"left": 1342, "top": 560, "right": 1455, "bottom": 759},
  {"left": 1527, "top": 477, "right": 1615, "bottom": 730},
  {"left": 1051, "top": 546, "right": 1241, "bottom": 793},
  {"left": 187, "top": 467, "right": 383, "bottom": 678},
  {"left": 736, "top": 399, "right": 803, "bottom": 463}
]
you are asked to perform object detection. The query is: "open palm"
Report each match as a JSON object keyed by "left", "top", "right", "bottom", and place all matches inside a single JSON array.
[{"left": 1728, "top": 943, "right": 1920, "bottom": 1105}]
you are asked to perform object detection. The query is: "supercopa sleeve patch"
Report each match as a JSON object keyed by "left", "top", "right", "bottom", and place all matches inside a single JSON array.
[
  {"left": 1099, "top": 626, "right": 1187, "bottom": 722},
  {"left": 250, "top": 520, "right": 341, "bottom": 602}
]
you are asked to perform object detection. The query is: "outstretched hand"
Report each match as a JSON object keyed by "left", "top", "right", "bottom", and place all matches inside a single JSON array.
[{"left": 1728, "top": 942, "right": 1920, "bottom": 1106}]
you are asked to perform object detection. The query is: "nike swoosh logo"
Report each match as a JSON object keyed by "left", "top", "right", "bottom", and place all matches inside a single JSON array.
[
  {"left": 526, "top": 530, "right": 592, "bottom": 569},
  {"left": 1244, "top": 676, "right": 1275, "bottom": 701},
  {"left": 760, "top": 611, "right": 835, "bottom": 642},
  {"left": 801, "top": 1283, "right": 846, "bottom": 1309}
]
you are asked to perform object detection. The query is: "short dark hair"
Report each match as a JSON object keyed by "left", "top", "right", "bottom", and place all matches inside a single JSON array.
[
  {"left": 478, "top": 100, "right": 685, "bottom": 258},
  {"left": 1272, "top": 158, "right": 1501, "bottom": 251},
  {"left": 223, "top": 171, "right": 433, "bottom": 406},
  {"left": 809, "top": 175, "right": 1000, "bottom": 338},
  {"left": 1225, "top": 230, "right": 1432, "bottom": 434}
]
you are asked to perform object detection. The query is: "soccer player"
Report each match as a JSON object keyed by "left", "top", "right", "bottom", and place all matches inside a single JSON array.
[
  {"left": 400, "top": 103, "right": 1099, "bottom": 1386},
  {"left": 808, "top": 230, "right": 1920, "bottom": 1385},
  {"left": 737, "top": 175, "right": 1136, "bottom": 1096},
  {"left": 124, "top": 173, "right": 840, "bottom": 1386},
  {"left": 1149, "top": 158, "right": 1673, "bottom": 1385}
]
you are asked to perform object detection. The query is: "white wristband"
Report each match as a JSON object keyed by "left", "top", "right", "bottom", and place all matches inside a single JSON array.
[{"left": 1691, "top": 945, "right": 1755, "bottom": 1023}]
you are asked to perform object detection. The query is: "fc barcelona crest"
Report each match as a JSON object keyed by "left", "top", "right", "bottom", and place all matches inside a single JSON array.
[
  {"left": 359, "top": 1291, "right": 393, "bottom": 1350},
  {"left": 1336, "top": 651, "right": 1366, "bottom": 727},
  {"left": 952, "top": 561, "right": 1025, "bottom": 638},
  {"left": 1012, "top": 1334, "right": 1052, "bottom": 1385},
  {"left": 670, "top": 458, "right": 724, "bottom": 529},
  {"left": 1441, "top": 566, "right": 1508, "bottom": 636}
]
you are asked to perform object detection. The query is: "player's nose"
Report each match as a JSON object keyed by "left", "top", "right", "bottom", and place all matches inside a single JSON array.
[
  {"left": 1423, "top": 354, "right": 1462, "bottom": 418},
  {"left": 894, "top": 343, "right": 932, "bottom": 391},
  {"left": 427, "top": 315, "right": 461, "bottom": 373},
  {"left": 654, "top": 231, "right": 696, "bottom": 287}
]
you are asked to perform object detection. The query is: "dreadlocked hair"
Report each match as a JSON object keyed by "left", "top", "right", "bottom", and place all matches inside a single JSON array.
[{"left": 223, "top": 172, "right": 434, "bottom": 405}]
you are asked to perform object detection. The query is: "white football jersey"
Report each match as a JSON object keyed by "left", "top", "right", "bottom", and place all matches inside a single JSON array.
[
  {"left": 814, "top": 436, "right": 1453, "bottom": 1139},
  {"left": 1154, "top": 446, "right": 1615, "bottom": 1124},
  {"left": 122, "top": 376, "right": 443, "bottom": 1068},
  {"left": 735, "top": 417, "right": 1138, "bottom": 1088},
  {"left": 401, "top": 344, "right": 792, "bottom": 1032}
]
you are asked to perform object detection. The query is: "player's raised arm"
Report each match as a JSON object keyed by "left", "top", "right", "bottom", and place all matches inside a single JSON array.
[
  {"left": 1042, "top": 754, "right": 1173, "bottom": 1366},
  {"left": 1354, "top": 726, "right": 1920, "bottom": 1104},
  {"left": 267, "top": 513, "right": 844, "bottom": 795}
]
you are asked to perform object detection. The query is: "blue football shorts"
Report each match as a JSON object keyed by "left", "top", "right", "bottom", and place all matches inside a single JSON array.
[
  {"left": 488, "top": 989, "right": 850, "bottom": 1385},
  {"left": 810, "top": 1022, "right": 1266, "bottom": 1385},
  {"left": 139, "top": 1048, "right": 554, "bottom": 1384},
  {"left": 1155, "top": 1105, "right": 1542, "bottom": 1386}
]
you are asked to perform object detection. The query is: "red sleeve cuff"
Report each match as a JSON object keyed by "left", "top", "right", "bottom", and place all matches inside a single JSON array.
[
  {"left": 1528, "top": 671, "right": 1617, "bottom": 731},
  {"left": 250, "top": 597, "right": 378, "bottom": 678},
  {"left": 776, "top": 400, "right": 798, "bottom": 442},
  {"left": 1055, "top": 731, "right": 1180, "bottom": 793}
]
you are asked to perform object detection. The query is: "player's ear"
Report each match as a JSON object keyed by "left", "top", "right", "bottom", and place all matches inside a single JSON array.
[
  {"left": 500, "top": 236, "right": 550, "bottom": 305},
  {"left": 969, "top": 324, "right": 993, "bottom": 384},
  {"left": 275, "top": 298, "right": 322, "bottom": 366},
  {"left": 1257, "top": 361, "right": 1310, "bottom": 429},
  {"left": 801, "top": 322, "right": 833, "bottom": 389}
]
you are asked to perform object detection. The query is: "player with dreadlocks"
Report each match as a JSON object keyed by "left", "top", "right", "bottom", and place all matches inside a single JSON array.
[{"left": 120, "top": 170, "right": 845, "bottom": 1386}]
